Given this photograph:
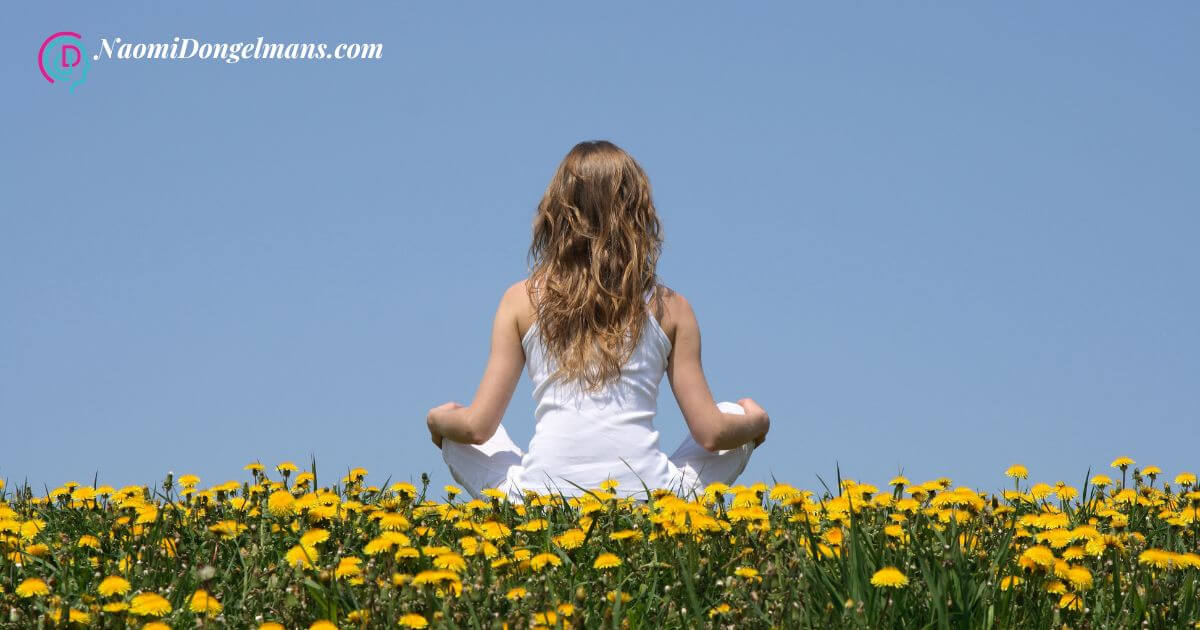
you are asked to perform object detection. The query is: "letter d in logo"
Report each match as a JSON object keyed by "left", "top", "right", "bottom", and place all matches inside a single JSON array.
[{"left": 39, "top": 31, "right": 89, "bottom": 91}]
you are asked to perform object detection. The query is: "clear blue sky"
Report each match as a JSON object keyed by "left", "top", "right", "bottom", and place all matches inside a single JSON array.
[{"left": 3, "top": 2, "right": 1197, "bottom": 494}]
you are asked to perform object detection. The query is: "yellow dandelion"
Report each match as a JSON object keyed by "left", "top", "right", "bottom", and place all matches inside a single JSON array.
[
  {"left": 609, "top": 529, "right": 642, "bottom": 541},
  {"left": 285, "top": 544, "right": 319, "bottom": 568},
  {"left": 267, "top": 490, "right": 295, "bottom": 516},
  {"left": 530, "top": 552, "right": 563, "bottom": 571},
  {"left": 533, "top": 611, "right": 559, "bottom": 626},
  {"left": 1058, "top": 593, "right": 1083, "bottom": 612},
  {"left": 258, "top": 624, "right": 285, "bottom": 630},
  {"left": 310, "top": 621, "right": 338, "bottom": 630},
  {"left": 607, "top": 590, "right": 632, "bottom": 603},
  {"left": 593, "top": 552, "right": 622, "bottom": 569},
  {"left": 189, "top": 589, "right": 222, "bottom": 615},
  {"left": 276, "top": 461, "right": 299, "bottom": 474},
  {"left": 98, "top": 575, "right": 131, "bottom": 597},
  {"left": 1067, "top": 566, "right": 1092, "bottom": 590},
  {"left": 16, "top": 578, "right": 50, "bottom": 598},
  {"left": 554, "top": 528, "right": 586, "bottom": 550},
  {"left": 1019, "top": 545, "right": 1056, "bottom": 570},
  {"left": 516, "top": 518, "right": 549, "bottom": 532},
  {"left": 399, "top": 613, "right": 429, "bottom": 628},
  {"left": 733, "top": 566, "right": 762, "bottom": 582},
  {"left": 999, "top": 575, "right": 1023, "bottom": 590},
  {"left": 433, "top": 552, "right": 467, "bottom": 573},
  {"left": 870, "top": 566, "right": 908, "bottom": 588},
  {"left": 129, "top": 592, "right": 172, "bottom": 616},
  {"left": 300, "top": 528, "right": 330, "bottom": 547},
  {"left": 1004, "top": 465, "right": 1028, "bottom": 479},
  {"left": 506, "top": 586, "right": 529, "bottom": 600},
  {"left": 1110, "top": 457, "right": 1134, "bottom": 469}
]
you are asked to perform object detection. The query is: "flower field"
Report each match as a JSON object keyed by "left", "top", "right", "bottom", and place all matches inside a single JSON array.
[{"left": 2, "top": 458, "right": 1198, "bottom": 628}]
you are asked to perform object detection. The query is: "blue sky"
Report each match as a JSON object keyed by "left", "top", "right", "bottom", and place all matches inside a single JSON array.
[{"left": 3, "top": 2, "right": 1197, "bottom": 494}]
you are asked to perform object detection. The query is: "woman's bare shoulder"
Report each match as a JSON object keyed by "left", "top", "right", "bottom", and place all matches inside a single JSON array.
[
  {"left": 651, "top": 282, "right": 695, "bottom": 344},
  {"left": 508, "top": 278, "right": 537, "bottom": 339}
]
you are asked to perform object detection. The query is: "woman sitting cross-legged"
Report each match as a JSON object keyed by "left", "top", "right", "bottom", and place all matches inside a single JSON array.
[{"left": 426, "top": 140, "right": 770, "bottom": 502}]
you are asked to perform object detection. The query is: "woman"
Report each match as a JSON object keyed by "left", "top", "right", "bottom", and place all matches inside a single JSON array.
[{"left": 427, "top": 140, "right": 769, "bottom": 501}]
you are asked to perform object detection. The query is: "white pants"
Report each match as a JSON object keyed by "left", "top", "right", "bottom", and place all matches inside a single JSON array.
[{"left": 441, "top": 401, "right": 754, "bottom": 501}]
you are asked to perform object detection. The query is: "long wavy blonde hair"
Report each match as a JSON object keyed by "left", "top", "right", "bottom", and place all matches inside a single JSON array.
[{"left": 526, "top": 140, "right": 664, "bottom": 393}]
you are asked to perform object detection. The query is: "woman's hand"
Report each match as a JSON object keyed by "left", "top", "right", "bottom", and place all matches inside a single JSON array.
[
  {"left": 737, "top": 397, "right": 770, "bottom": 449},
  {"left": 427, "top": 402, "right": 464, "bottom": 449}
]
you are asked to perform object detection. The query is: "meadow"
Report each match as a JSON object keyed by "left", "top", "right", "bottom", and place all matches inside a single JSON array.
[{"left": 1, "top": 457, "right": 1198, "bottom": 628}]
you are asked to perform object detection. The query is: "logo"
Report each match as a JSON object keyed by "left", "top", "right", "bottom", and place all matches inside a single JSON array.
[{"left": 39, "top": 31, "right": 89, "bottom": 91}]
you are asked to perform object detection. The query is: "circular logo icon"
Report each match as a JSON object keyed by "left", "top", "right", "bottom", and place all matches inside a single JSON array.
[{"left": 39, "top": 31, "right": 89, "bottom": 91}]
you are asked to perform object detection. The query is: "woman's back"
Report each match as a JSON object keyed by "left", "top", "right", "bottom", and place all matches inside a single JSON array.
[
  {"left": 432, "top": 140, "right": 767, "bottom": 502},
  {"left": 516, "top": 285, "right": 675, "bottom": 495}
]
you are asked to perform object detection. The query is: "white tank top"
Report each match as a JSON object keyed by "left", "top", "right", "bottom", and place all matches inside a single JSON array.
[{"left": 513, "top": 285, "right": 675, "bottom": 496}]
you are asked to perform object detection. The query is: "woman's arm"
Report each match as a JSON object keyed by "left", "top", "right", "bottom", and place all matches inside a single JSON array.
[
  {"left": 427, "top": 281, "right": 528, "bottom": 446},
  {"left": 664, "top": 290, "right": 770, "bottom": 451}
]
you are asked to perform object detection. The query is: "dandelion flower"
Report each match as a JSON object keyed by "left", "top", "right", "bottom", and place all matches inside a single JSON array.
[
  {"left": 433, "top": 552, "right": 467, "bottom": 573},
  {"left": 142, "top": 623, "right": 171, "bottom": 630},
  {"left": 1004, "top": 465, "right": 1028, "bottom": 479},
  {"left": 276, "top": 461, "right": 299, "bottom": 474},
  {"left": 16, "top": 578, "right": 49, "bottom": 598},
  {"left": 399, "top": 613, "right": 429, "bottom": 628},
  {"left": 1176, "top": 472, "right": 1197, "bottom": 486},
  {"left": 999, "top": 575, "right": 1023, "bottom": 590},
  {"left": 189, "top": 589, "right": 222, "bottom": 615},
  {"left": 606, "top": 590, "right": 632, "bottom": 603},
  {"left": 267, "top": 490, "right": 295, "bottom": 516},
  {"left": 593, "top": 552, "right": 622, "bottom": 569},
  {"left": 98, "top": 575, "right": 131, "bottom": 597},
  {"left": 506, "top": 586, "right": 528, "bottom": 600},
  {"left": 530, "top": 552, "right": 563, "bottom": 571},
  {"left": 733, "top": 566, "right": 762, "bottom": 582},
  {"left": 1110, "top": 457, "right": 1134, "bottom": 469},
  {"left": 870, "top": 566, "right": 908, "bottom": 588},
  {"left": 1089, "top": 474, "right": 1113, "bottom": 488},
  {"left": 310, "top": 621, "right": 338, "bottom": 630},
  {"left": 129, "top": 592, "right": 172, "bottom": 616},
  {"left": 1019, "top": 545, "right": 1056, "bottom": 570},
  {"left": 554, "top": 528, "right": 586, "bottom": 550},
  {"left": 532, "top": 611, "right": 558, "bottom": 626},
  {"left": 300, "top": 528, "right": 330, "bottom": 547},
  {"left": 1058, "top": 593, "right": 1083, "bottom": 612},
  {"left": 285, "top": 544, "right": 319, "bottom": 569},
  {"left": 178, "top": 474, "right": 200, "bottom": 487},
  {"left": 1067, "top": 566, "right": 1092, "bottom": 590}
]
